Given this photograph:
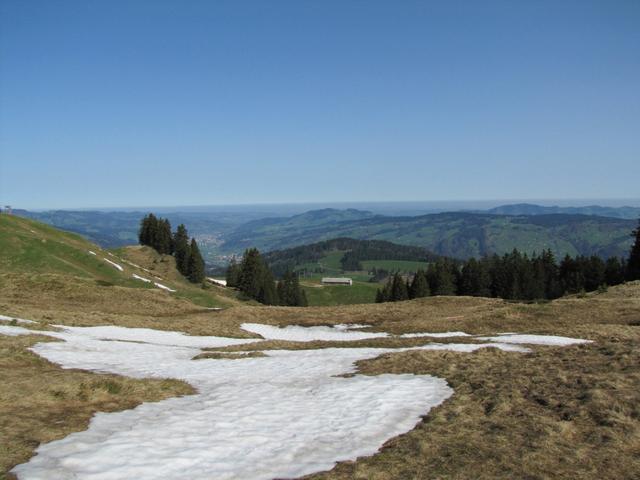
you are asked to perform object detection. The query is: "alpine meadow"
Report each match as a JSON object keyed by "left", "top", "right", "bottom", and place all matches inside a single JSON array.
[{"left": 1, "top": 1, "right": 639, "bottom": 480}]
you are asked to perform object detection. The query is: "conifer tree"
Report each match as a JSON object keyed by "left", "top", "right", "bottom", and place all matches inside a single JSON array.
[
  {"left": 605, "top": 257, "right": 626, "bottom": 286},
  {"left": 627, "top": 219, "right": 640, "bottom": 281},
  {"left": 258, "top": 268, "right": 279, "bottom": 305},
  {"left": 390, "top": 273, "right": 409, "bottom": 301},
  {"left": 238, "top": 248, "right": 266, "bottom": 300},
  {"left": 225, "top": 259, "right": 241, "bottom": 288},
  {"left": 409, "top": 270, "right": 430, "bottom": 298},
  {"left": 173, "top": 224, "right": 191, "bottom": 276},
  {"left": 187, "top": 238, "right": 205, "bottom": 283},
  {"left": 428, "top": 259, "right": 456, "bottom": 296}
]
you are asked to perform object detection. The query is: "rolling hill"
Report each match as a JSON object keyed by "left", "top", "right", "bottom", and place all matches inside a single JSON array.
[
  {"left": 222, "top": 210, "right": 636, "bottom": 259},
  {"left": 13, "top": 204, "right": 639, "bottom": 264},
  {"left": 485, "top": 203, "right": 640, "bottom": 219},
  {"left": 0, "top": 214, "right": 238, "bottom": 309}
]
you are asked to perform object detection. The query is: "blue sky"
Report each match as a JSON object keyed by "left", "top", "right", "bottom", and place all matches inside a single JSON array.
[{"left": 1, "top": 0, "right": 639, "bottom": 209}]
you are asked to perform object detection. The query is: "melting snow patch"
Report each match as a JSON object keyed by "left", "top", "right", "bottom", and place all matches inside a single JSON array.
[
  {"left": 0, "top": 318, "right": 589, "bottom": 480},
  {"left": 241, "top": 323, "right": 389, "bottom": 342},
  {"left": 103, "top": 258, "right": 124, "bottom": 272},
  {"left": 475, "top": 334, "right": 592, "bottom": 346},
  {"left": 154, "top": 282, "right": 176, "bottom": 293},
  {"left": 132, "top": 274, "right": 151, "bottom": 283},
  {"left": 88, "top": 250, "right": 97, "bottom": 256},
  {"left": 206, "top": 277, "right": 227, "bottom": 287},
  {"left": 0, "top": 325, "right": 34, "bottom": 336}
]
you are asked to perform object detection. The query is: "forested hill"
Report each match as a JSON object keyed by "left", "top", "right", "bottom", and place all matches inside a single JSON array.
[
  {"left": 485, "top": 203, "right": 640, "bottom": 219},
  {"left": 222, "top": 211, "right": 636, "bottom": 260},
  {"left": 263, "top": 238, "right": 441, "bottom": 276}
]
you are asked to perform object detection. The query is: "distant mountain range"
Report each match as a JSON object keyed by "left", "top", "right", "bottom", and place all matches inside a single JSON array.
[
  {"left": 222, "top": 209, "right": 636, "bottom": 260},
  {"left": 483, "top": 203, "right": 640, "bottom": 219},
  {"left": 12, "top": 203, "right": 639, "bottom": 262}
]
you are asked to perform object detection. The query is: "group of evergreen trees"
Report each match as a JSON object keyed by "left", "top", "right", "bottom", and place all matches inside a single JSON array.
[
  {"left": 377, "top": 218, "right": 640, "bottom": 303},
  {"left": 226, "top": 248, "right": 307, "bottom": 306},
  {"left": 138, "top": 214, "right": 205, "bottom": 283},
  {"left": 376, "top": 270, "right": 430, "bottom": 302}
]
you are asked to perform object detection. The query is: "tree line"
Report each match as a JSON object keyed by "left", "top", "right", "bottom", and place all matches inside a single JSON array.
[
  {"left": 377, "top": 220, "right": 640, "bottom": 303},
  {"left": 226, "top": 248, "right": 307, "bottom": 306},
  {"left": 138, "top": 214, "right": 205, "bottom": 283}
]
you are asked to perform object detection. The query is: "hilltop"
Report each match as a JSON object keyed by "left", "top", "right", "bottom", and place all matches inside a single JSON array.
[{"left": 0, "top": 215, "right": 240, "bottom": 318}]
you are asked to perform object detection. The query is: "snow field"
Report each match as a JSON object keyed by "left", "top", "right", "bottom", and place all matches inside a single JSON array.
[{"left": 0, "top": 320, "right": 590, "bottom": 480}]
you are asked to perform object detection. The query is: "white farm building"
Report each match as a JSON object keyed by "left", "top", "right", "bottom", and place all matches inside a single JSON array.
[{"left": 321, "top": 277, "right": 353, "bottom": 286}]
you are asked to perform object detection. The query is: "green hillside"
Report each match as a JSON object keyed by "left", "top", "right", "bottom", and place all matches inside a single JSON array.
[
  {"left": 224, "top": 211, "right": 636, "bottom": 259},
  {"left": 260, "top": 238, "right": 438, "bottom": 306},
  {"left": 0, "top": 215, "right": 235, "bottom": 308},
  {"left": 300, "top": 278, "right": 380, "bottom": 306}
]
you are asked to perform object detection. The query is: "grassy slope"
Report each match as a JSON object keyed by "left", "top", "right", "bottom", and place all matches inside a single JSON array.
[
  {"left": 0, "top": 215, "right": 236, "bottom": 309},
  {"left": 360, "top": 259, "right": 429, "bottom": 272},
  {"left": 301, "top": 280, "right": 380, "bottom": 306}
]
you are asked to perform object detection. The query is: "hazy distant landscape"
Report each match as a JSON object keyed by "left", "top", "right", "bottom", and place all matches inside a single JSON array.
[{"left": 16, "top": 202, "right": 640, "bottom": 265}]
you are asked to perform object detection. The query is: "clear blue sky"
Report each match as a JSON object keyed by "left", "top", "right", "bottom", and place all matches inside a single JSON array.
[{"left": 1, "top": 0, "right": 638, "bottom": 209}]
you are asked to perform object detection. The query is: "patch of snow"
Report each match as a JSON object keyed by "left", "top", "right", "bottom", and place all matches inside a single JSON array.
[
  {"left": 401, "top": 331, "right": 471, "bottom": 338},
  {"left": 475, "top": 334, "right": 592, "bottom": 346},
  {"left": 0, "top": 314, "right": 37, "bottom": 324},
  {"left": 88, "top": 250, "right": 97, "bottom": 256},
  {"left": 103, "top": 258, "right": 124, "bottom": 272},
  {"left": 0, "top": 325, "right": 34, "bottom": 336},
  {"left": 241, "top": 323, "right": 389, "bottom": 342},
  {"left": 132, "top": 274, "right": 151, "bottom": 283},
  {"left": 154, "top": 282, "right": 176, "bottom": 293},
  {"left": 11, "top": 326, "right": 452, "bottom": 480},
  {"left": 206, "top": 277, "right": 227, "bottom": 287},
  {"left": 1, "top": 319, "right": 588, "bottom": 480},
  {"left": 50, "top": 325, "right": 261, "bottom": 349}
]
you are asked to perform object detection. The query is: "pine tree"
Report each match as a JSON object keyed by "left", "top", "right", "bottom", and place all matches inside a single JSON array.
[
  {"left": 139, "top": 213, "right": 158, "bottom": 248},
  {"left": 428, "top": 259, "right": 456, "bottom": 296},
  {"left": 627, "top": 219, "right": 640, "bottom": 281},
  {"left": 238, "top": 249, "right": 265, "bottom": 300},
  {"left": 187, "top": 238, "right": 205, "bottom": 283},
  {"left": 605, "top": 257, "right": 625, "bottom": 286},
  {"left": 459, "top": 258, "right": 490, "bottom": 297},
  {"left": 173, "top": 224, "right": 191, "bottom": 276},
  {"left": 258, "top": 268, "right": 278, "bottom": 305},
  {"left": 409, "top": 270, "right": 430, "bottom": 298},
  {"left": 225, "top": 259, "right": 241, "bottom": 288},
  {"left": 540, "top": 249, "right": 562, "bottom": 299},
  {"left": 390, "top": 273, "right": 409, "bottom": 301}
]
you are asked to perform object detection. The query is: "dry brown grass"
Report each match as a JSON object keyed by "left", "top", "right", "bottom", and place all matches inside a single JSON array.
[
  {"left": 1, "top": 269, "right": 640, "bottom": 479},
  {"left": 302, "top": 337, "right": 640, "bottom": 480},
  {"left": 0, "top": 334, "right": 194, "bottom": 478},
  {"left": 192, "top": 351, "right": 267, "bottom": 360}
]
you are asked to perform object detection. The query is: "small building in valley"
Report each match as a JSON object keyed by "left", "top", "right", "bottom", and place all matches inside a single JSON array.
[{"left": 321, "top": 277, "right": 353, "bottom": 286}]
